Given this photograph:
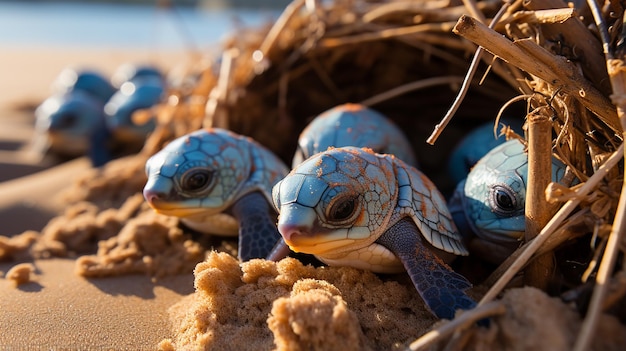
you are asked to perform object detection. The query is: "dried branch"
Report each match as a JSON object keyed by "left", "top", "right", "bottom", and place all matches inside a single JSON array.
[
  {"left": 405, "top": 301, "right": 507, "bottom": 351},
  {"left": 453, "top": 15, "right": 622, "bottom": 134},
  {"left": 319, "top": 22, "right": 458, "bottom": 48},
  {"left": 523, "top": 0, "right": 611, "bottom": 95},
  {"left": 524, "top": 108, "right": 557, "bottom": 289},
  {"left": 426, "top": 1, "right": 511, "bottom": 144},
  {"left": 360, "top": 76, "right": 464, "bottom": 107},
  {"left": 484, "top": 208, "right": 590, "bottom": 287}
]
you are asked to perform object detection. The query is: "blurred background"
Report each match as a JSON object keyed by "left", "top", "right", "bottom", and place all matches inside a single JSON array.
[
  {"left": 0, "top": 0, "right": 288, "bottom": 234},
  {"left": 0, "top": 0, "right": 287, "bottom": 148}
]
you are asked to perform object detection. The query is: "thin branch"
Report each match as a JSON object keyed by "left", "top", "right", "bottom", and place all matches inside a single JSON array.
[
  {"left": 319, "top": 22, "right": 458, "bottom": 48},
  {"left": 360, "top": 76, "right": 464, "bottom": 107},
  {"left": 574, "top": 171, "right": 626, "bottom": 351},
  {"left": 484, "top": 209, "right": 590, "bottom": 287},
  {"left": 406, "top": 301, "right": 507, "bottom": 351},
  {"left": 586, "top": 0, "right": 613, "bottom": 59},
  {"left": 256, "top": 0, "right": 306, "bottom": 60},
  {"left": 426, "top": 1, "right": 511, "bottom": 144},
  {"left": 204, "top": 48, "right": 237, "bottom": 129}
]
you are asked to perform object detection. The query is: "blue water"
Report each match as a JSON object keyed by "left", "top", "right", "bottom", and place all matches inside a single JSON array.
[{"left": 0, "top": 2, "right": 280, "bottom": 50}]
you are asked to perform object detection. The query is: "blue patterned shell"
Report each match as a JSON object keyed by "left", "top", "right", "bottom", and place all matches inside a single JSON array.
[{"left": 292, "top": 103, "right": 417, "bottom": 167}]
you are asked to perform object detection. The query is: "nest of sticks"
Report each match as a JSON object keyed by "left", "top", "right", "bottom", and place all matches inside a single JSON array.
[{"left": 22, "top": 0, "right": 625, "bottom": 349}]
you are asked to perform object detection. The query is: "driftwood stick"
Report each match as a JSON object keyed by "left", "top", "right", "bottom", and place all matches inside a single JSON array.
[
  {"left": 482, "top": 209, "right": 589, "bottom": 286},
  {"left": 484, "top": 209, "right": 590, "bottom": 287},
  {"left": 479, "top": 144, "right": 624, "bottom": 304},
  {"left": 453, "top": 15, "right": 621, "bottom": 134},
  {"left": 524, "top": 108, "right": 556, "bottom": 289}
]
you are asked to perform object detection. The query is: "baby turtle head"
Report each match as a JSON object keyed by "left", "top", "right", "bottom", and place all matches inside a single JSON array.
[
  {"left": 273, "top": 146, "right": 397, "bottom": 256},
  {"left": 454, "top": 139, "right": 568, "bottom": 244},
  {"left": 34, "top": 91, "right": 106, "bottom": 157},
  {"left": 143, "top": 129, "right": 250, "bottom": 218},
  {"left": 461, "top": 142, "right": 527, "bottom": 243}
]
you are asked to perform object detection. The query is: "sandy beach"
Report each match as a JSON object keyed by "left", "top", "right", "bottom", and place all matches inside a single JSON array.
[{"left": 0, "top": 44, "right": 195, "bottom": 349}]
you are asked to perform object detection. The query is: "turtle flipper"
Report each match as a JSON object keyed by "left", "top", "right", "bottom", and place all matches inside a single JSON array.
[
  {"left": 230, "top": 191, "right": 283, "bottom": 261},
  {"left": 376, "top": 218, "right": 476, "bottom": 319},
  {"left": 265, "top": 238, "right": 291, "bottom": 261}
]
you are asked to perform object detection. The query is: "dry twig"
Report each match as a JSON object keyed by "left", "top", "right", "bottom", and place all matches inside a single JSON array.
[{"left": 406, "top": 301, "right": 507, "bottom": 351}]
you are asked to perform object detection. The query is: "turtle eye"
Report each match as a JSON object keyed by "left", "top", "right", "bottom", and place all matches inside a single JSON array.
[
  {"left": 490, "top": 185, "right": 518, "bottom": 215},
  {"left": 180, "top": 168, "right": 214, "bottom": 194},
  {"left": 327, "top": 195, "right": 358, "bottom": 224}
]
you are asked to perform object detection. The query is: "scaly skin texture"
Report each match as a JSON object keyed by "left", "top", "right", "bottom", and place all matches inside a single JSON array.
[
  {"left": 292, "top": 103, "right": 417, "bottom": 167},
  {"left": 143, "top": 128, "right": 289, "bottom": 260},
  {"left": 273, "top": 146, "right": 475, "bottom": 319},
  {"left": 448, "top": 139, "right": 568, "bottom": 249}
]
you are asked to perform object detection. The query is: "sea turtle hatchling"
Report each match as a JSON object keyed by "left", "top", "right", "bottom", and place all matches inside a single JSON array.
[
  {"left": 272, "top": 146, "right": 476, "bottom": 319},
  {"left": 143, "top": 128, "right": 289, "bottom": 261},
  {"left": 104, "top": 77, "right": 164, "bottom": 146},
  {"left": 292, "top": 103, "right": 417, "bottom": 167},
  {"left": 447, "top": 139, "right": 570, "bottom": 262},
  {"left": 34, "top": 90, "right": 108, "bottom": 161}
]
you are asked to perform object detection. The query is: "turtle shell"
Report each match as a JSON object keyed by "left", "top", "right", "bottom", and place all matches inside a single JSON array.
[{"left": 292, "top": 103, "right": 417, "bottom": 167}]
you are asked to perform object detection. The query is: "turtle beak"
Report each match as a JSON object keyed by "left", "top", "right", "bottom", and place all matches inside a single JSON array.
[
  {"left": 143, "top": 175, "right": 176, "bottom": 209},
  {"left": 276, "top": 203, "right": 318, "bottom": 249}
]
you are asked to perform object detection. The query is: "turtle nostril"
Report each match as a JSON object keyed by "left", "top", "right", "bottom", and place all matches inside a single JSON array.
[
  {"left": 277, "top": 223, "right": 309, "bottom": 243},
  {"left": 143, "top": 188, "right": 164, "bottom": 204}
]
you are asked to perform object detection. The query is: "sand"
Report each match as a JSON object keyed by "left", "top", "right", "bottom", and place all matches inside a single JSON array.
[
  {"left": 0, "top": 259, "right": 194, "bottom": 349},
  {"left": 0, "top": 44, "right": 196, "bottom": 349}
]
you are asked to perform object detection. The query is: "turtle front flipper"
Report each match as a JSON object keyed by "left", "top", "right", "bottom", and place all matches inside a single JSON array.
[
  {"left": 230, "top": 191, "right": 284, "bottom": 261},
  {"left": 376, "top": 218, "right": 476, "bottom": 319},
  {"left": 265, "top": 239, "right": 291, "bottom": 261}
]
